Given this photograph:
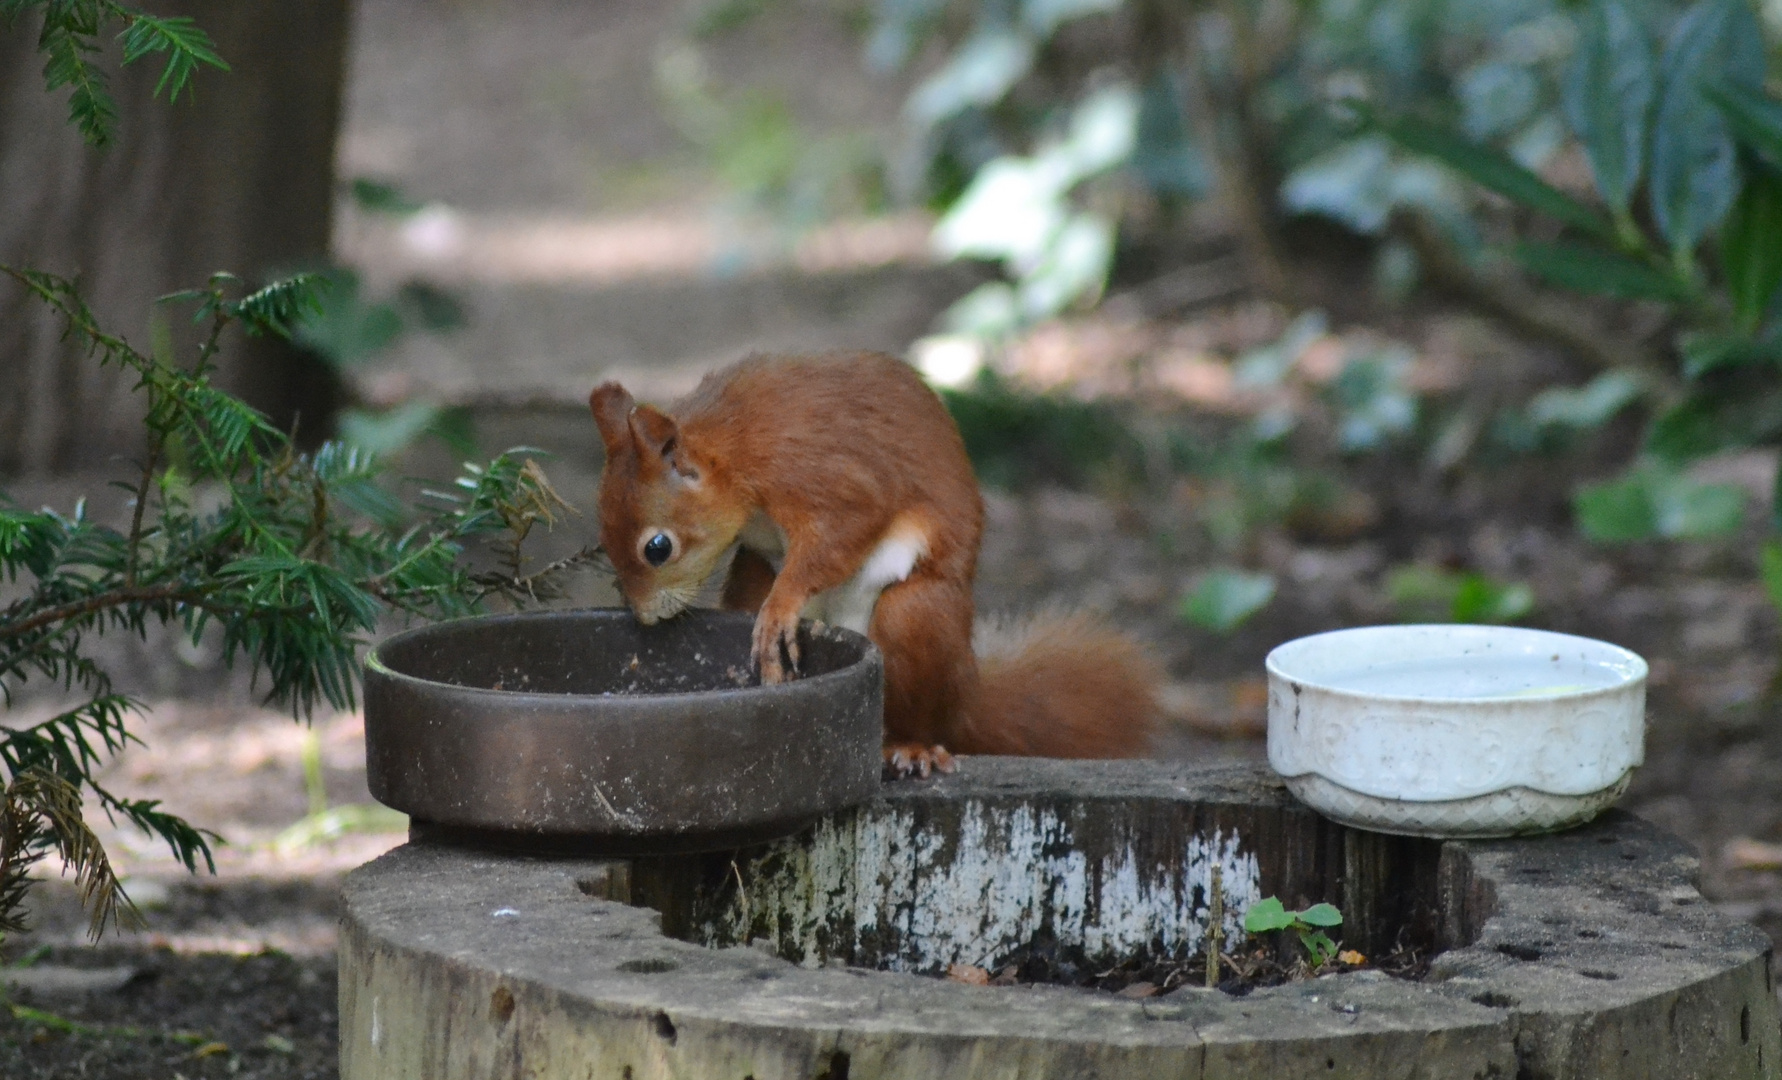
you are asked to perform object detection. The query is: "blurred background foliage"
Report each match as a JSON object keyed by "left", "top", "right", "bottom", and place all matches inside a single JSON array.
[{"left": 655, "top": 0, "right": 1782, "bottom": 634}]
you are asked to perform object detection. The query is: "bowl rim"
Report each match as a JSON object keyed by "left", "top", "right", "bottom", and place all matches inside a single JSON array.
[
  {"left": 364, "top": 608, "right": 880, "bottom": 706},
  {"left": 1264, "top": 623, "right": 1647, "bottom": 706}
]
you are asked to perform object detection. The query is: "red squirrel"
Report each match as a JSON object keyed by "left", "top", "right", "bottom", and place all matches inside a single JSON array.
[{"left": 589, "top": 350, "right": 1159, "bottom": 776}]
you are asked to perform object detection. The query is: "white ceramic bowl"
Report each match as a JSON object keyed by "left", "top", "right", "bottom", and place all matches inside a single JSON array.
[{"left": 1266, "top": 625, "right": 1647, "bottom": 838}]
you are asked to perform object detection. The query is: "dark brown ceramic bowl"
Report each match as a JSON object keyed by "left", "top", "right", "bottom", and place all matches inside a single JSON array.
[{"left": 363, "top": 609, "right": 883, "bottom": 854}]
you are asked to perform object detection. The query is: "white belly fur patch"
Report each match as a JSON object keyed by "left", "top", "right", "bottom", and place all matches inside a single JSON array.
[
  {"left": 807, "top": 519, "right": 926, "bottom": 633},
  {"left": 734, "top": 510, "right": 927, "bottom": 634}
]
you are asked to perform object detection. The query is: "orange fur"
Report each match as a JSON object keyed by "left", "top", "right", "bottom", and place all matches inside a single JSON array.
[{"left": 590, "top": 351, "right": 1159, "bottom": 765}]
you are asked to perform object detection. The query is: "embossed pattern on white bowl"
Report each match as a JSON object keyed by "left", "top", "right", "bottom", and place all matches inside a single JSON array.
[{"left": 1267, "top": 625, "right": 1646, "bottom": 837}]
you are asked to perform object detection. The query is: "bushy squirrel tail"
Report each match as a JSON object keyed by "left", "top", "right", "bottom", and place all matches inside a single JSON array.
[{"left": 954, "top": 610, "right": 1161, "bottom": 758}]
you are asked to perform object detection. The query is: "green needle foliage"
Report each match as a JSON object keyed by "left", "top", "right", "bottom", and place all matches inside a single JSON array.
[
  {"left": 0, "top": 266, "right": 593, "bottom": 942},
  {"left": 2, "top": 0, "right": 229, "bottom": 146}
]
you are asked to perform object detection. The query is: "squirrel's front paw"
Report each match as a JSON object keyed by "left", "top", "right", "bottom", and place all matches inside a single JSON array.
[
  {"left": 751, "top": 611, "right": 801, "bottom": 684},
  {"left": 882, "top": 743, "right": 956, "bottom": 780}
]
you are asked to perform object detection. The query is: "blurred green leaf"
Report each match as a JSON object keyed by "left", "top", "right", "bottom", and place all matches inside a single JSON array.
[
  {"left": 292, "top": 270, "right": 402, "bottom": 369},
  {"left": 1017, "top": 213, "right": 1115, "bottom": 317},
  {"left": 1705, "top": 78, "right": 1782, "bottom": 174},
  {"left": 1458, "top": 61, "right": 1537, "bottom": 143},
  {"left": 397, "top": 280, "right": 468, "bottom": 332},
  {"left": 1720, "top": 163, "right": 1782, "bottom": 334},
  {"left": 338, "top": 402, "right": 442, "bottom": 457},
  {"left": 1648, "top": 0, "right": 1765, "bottom": 255},
  {"left": 1302, "top": 930, "right": 1338, "bottom": 968},
  {"left": 1132, "top": 70, "right": 1209, "bottom": 199},
  {"left": 905, "top": 29, "right": 1033, "bottom": 127},
  {"left": 1562, "top": 0, "right": 1653, "bottom": 212},
  {"left": 1679, "top": 332, "right": 1782, "bottom": 379},
  {"left": 1021, "top": 0, "right": 1119, "bottom": 38},
  {"left": 274, "top": 803, "right": 408, "bottom": 852},
  {"left": 1512, "top": 241, "right": 1689, "bottom": 302},
  {"left": 1330, "top": 348, "right": 1418, "bottom": 452},
  {"left": 1760, "top": 540, "right": 1782, "bottom": 613},
  {"left": 1243, "top": 896, "right": 1293, "bottom": 933},
  {"left": 1281, "top": 137, "right": 1468, "bottom": 238},
  {"left": 1376, "top": 114, "right": 1611, "bottom": 240},
  {"left": 1387, "top": 565, "right": 1533, "bottom": 624},
  {"left": 1575, "top": 465, "right": 1746, "bottom": 541},
  {"left": 1647, "top": 367, "right": 1782, "bottom": 460},
  {"left": 934, "top": 157, "right": 1068, "bottom": 267},
  {"left": 1055, "top": 83, "right": 1138, "bottom": 179},
  {"left": 939, "top": 373, "right": 1143, "bottom": 489},
  {"left": 863, "top": 0, "right": 947, "bottom": 73},
  {"left": 348, "top": 178, "right": 424, "bottom": 217},
  {"left": 1299, "top": 903, "right": 1344, "bottom": 928},
  {"left": 1236, "top": 311, "right": 1328, "bottom": 388},
  {"left": 691, "top": 0, "right": 778, "bottom": 37},
  {"left": 1180, "top": 570, "right": 1276, "bottom": 633},
  {"left": 1451, "top": 575, "right": 1535, "bottom": 624},
  {"left": 1524, "top": 371, "right": 1642, "bottom": 433},
  {"left": 941, "top": 282, "right": 1022, "bottom": 338}
]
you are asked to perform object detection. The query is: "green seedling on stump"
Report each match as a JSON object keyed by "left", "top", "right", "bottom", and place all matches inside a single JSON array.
[{"left": 1243, "top": 897, "right": 1344, "bottom": 971}]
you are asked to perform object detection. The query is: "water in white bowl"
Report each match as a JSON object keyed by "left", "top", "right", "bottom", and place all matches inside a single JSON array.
[
  {"left": 1319, "top": 653, "right": 1626, "bottom": 700},
  {"left": 1268, "top": 625, "right": 1645, "bottom": 702}
]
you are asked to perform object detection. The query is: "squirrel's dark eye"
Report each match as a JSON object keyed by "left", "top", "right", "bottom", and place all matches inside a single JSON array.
[{"left": 643, "top": 533, "right": 674, "bottom": 566}]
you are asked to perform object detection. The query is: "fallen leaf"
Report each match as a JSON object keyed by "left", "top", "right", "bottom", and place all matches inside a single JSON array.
[
  {"left": 262, "top": 1033, "right": 295, "bottom": 1054},
  {"left": 1337, "top": 950, "right": 1366, "bottom": 966},
  {"left": 1116, "top": 981, "right": 1159, "bottom": 998},
  {"left": 946, "top": 963, "right": 989, "bottom": 986},
  {"left": 192, "top": 1042, "right": 230, "bottom": 1059}
]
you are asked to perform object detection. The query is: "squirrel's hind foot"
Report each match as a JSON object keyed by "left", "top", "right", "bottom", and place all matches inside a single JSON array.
[{"left": 882, "top": 743, "right": 956, "bottom": 781}]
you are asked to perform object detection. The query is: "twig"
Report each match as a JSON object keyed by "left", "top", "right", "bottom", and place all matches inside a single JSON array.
[
  {"left": 0, "top": 583, "right": 191, "bottom": 641},
  {"left": 123, "top": 442, "right": 162, "bottom": 588},
  {"left": 1206, "top": 863, "right": 1224, "bottom": 989}
]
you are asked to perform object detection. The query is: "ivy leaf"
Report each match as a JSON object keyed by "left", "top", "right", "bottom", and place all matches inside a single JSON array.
[
  {"left": 1720, "top": 162, "right": 1782, "bottom": 334},
  {"left": 1648, "top": 0, "right": 1765, "bottom": 255},
  {"left": 1376, "top": 114, "right": 1612, "bottom": 240},
  {"left": 1562, "top": 0, "right": 1654, "bottom": 211},
  {"left": 1512, "top": 241, "right": 1689, "bottom": 302}
]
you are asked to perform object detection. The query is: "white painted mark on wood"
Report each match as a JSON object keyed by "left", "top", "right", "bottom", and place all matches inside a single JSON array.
[{"left": 696, "top": 801, "right": 1262, "bottom": 973}]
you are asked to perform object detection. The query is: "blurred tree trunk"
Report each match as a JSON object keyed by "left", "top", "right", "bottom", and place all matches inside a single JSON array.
[{"left": 0, "top": 1, "right": 350, "bottom": 475}]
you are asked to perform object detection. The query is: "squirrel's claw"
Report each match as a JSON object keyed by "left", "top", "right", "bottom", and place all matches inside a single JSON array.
[
  {"left": 751, "top": 611, "right": 800, "bottom": 684},
  {"left": 882, "top": 743, "right": 956, "bottom": 780}
]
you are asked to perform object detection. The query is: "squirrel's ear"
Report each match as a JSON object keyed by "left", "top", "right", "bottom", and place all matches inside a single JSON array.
[
  {"left": 589, "top": 383, "right": 635, "bottom": 457},
  {"left": 629, "top": 404, "right": 681, "bottom": 462}
]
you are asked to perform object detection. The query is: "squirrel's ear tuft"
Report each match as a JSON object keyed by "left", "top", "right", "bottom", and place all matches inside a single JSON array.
[
  {"left": 629, "top": 404, "right": 680, "bottom": 462},
  {"left": 589, "top": 383, "right": 635, "bottom": 457}
]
